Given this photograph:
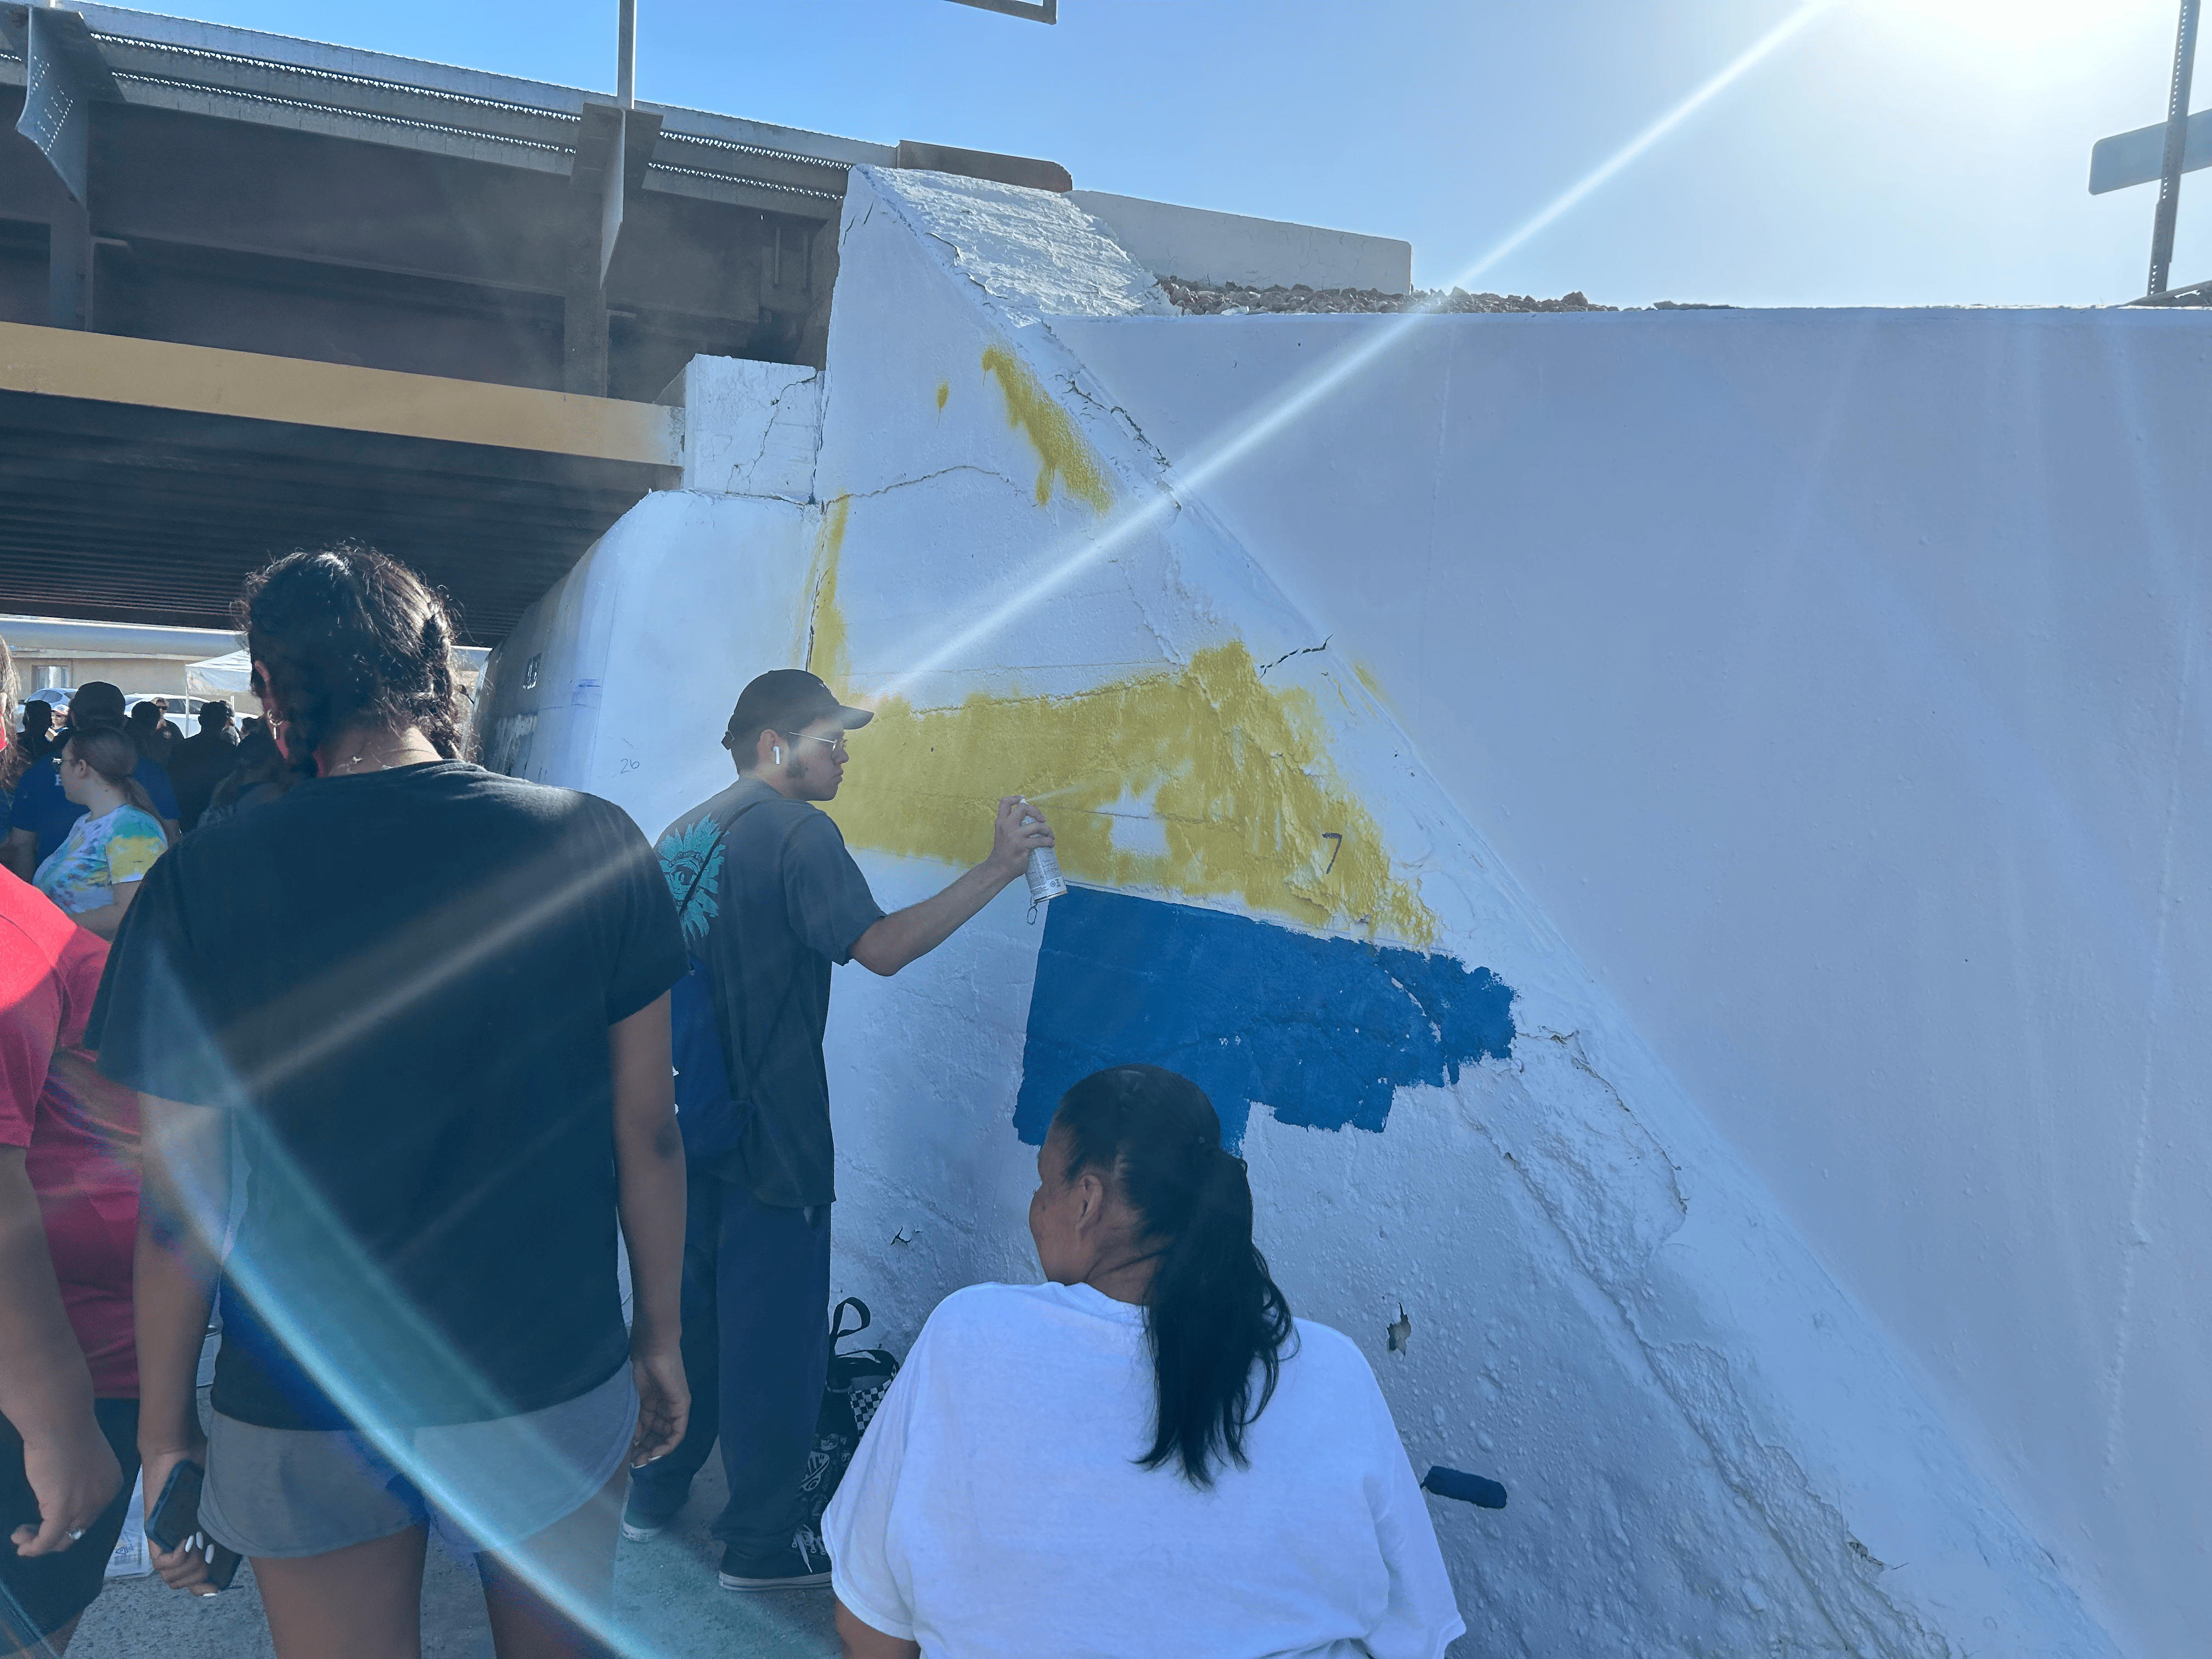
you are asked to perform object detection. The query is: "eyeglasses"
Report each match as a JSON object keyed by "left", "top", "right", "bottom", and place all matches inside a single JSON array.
[{"left": 787, "top": 731, "right": 849, "bottom": 759}]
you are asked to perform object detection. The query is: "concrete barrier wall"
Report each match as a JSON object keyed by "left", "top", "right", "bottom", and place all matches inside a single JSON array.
[
  {"left": 1066, "top": 189, "right": 1413, "bottom": 294},
  {"left": 484, "top": 170, "right": 2158, "bottom": 1657},
  {"left": 1053, "top": 304, "right": 2211, "bottom": 1659}
]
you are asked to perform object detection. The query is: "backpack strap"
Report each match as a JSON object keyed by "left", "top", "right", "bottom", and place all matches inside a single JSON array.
[{"left": 829, "top": 1296, "right": 872, "bottom": 1347}]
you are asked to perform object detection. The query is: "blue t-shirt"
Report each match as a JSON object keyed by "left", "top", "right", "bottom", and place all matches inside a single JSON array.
[{"left": 8, "top": 754, "right": 178, "bottom": 862}]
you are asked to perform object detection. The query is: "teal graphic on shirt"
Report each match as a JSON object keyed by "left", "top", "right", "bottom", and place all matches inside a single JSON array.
[{"left": 657, "top": 818, "right": 725, "bottom": 945}]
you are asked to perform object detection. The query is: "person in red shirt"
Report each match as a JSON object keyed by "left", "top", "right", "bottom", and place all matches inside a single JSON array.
[{"left": 0, "top": 640, "right": 142, "bottom": 1656}]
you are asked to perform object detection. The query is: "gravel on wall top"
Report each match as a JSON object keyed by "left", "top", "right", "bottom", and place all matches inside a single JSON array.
[
  {"left": 1155, "top": 276, "right": 1615, "bottom": 315},
  {"left": 1155, "top": 278, "right": 1738, "bottom": 316}
]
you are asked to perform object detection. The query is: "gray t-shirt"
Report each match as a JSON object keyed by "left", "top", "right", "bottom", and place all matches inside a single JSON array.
[{"left": 656, "top": 779, "right": 885, "bottom": 1207}]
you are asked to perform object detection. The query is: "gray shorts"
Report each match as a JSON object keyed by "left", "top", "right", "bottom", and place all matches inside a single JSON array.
[{"left": 199, "top": 1364, "right": 639, "bottom": 1560}]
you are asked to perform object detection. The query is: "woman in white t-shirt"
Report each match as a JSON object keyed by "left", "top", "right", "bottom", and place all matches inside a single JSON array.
[{"left": 825, "top": 1063, "right": 1466, "bottom": 1659}]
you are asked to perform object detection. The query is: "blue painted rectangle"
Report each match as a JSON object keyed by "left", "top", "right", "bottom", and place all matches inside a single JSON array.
[{"left": 1014, "top": 887, "right": 1514, "bottom": 1147}]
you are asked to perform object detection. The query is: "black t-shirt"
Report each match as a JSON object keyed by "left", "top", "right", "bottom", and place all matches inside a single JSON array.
[
  {"left": 166, "top": 728, "right": 239, "bottom": 831},
  {"left": 88, "top": 761, "right": 686, "bottom": 1430},
  {"left": 656, "top": 780, "right": 885, "bottom": 1209}
]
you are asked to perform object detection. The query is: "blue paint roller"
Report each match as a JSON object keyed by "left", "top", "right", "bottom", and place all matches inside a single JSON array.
[{"left": 1422, "top": 1465, "right": 1508, "bottom": 1509}]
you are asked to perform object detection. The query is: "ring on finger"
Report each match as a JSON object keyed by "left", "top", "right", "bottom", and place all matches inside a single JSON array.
[{"left": 65, "top": 1527, "right": 85, "bottom": 1541}]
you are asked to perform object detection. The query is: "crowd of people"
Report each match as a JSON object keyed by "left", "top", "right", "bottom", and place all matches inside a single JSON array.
[{"left": 0, "top": 544, "right": 1463, "bottom": 1659}]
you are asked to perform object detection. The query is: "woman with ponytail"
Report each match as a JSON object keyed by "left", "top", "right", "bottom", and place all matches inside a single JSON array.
[
  {"left": 32, "top": 725, "right": 170, "bottom": 940},
  {"left": 88, "top": 545, "right": 692, "bottom": 1659},
  {"left": 825, "top": 1064, "right": 1465, "bottom": 1658}
]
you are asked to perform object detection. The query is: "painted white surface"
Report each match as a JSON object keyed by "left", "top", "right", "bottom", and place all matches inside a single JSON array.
[
  {"left": 870, "top": 171, "right": 1173, "bottom": 321},
  {"left": 476, "top": 488, "right": 817, "bottom": 842},
  {"left": 664, "top": 356, "right": 822, "bottom": 503},
  {"left": 1069, "top": 188, "right": 1413, "bottom": 294},
  {"left": 1053, "top": 305, "right": 2212, "bottom": 1659},
  {"left": 490, "top": 168, "right": 2147, "bottom": 1657},
  {"left": 810, "top": 170, "right": 2128, "bottom": 1659}
]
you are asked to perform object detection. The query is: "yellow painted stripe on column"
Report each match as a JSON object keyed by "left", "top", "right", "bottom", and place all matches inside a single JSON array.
[{"left": 0, "top": 321, "right": 683, "bottom": 467}]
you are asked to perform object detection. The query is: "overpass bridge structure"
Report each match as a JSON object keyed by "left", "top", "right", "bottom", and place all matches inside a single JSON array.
[
  {"left": 2, "top": 2, "right": 901, "bottom": 635},
  {"left": 0, "top": 4, "right": 1402, "bottom": 640}
]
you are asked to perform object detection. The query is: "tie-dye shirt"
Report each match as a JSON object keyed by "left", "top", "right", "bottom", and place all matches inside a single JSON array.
[{"left": 33, "top": 804, "right": 167, "bottom": 919}]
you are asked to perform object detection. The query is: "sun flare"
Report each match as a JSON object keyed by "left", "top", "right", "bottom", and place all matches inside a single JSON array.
[{"left": 1853, "top": 0, "right": 2164, "bottom": 50}]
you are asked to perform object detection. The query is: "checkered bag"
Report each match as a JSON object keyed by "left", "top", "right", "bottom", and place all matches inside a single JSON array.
[{"left": 797, "top": 1297, "right": 901, "bottom": 1545}]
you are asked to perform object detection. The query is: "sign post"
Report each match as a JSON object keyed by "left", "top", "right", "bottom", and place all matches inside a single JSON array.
[
  {"left": 2089, "top": 0, "right": 2207, "bottom": 302},
  {"left": 2148, "top": 0, "right": 2203, "bottom": 295}
]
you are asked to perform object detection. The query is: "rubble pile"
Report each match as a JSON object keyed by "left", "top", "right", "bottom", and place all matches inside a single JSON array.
[{"left": 1156, "top": 276, "right": 1618, "bottom": 315}]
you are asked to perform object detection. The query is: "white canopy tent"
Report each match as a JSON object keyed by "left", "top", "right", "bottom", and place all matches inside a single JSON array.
[
  {"left": 183, "top": 647, "right": 486, "bottom": 709},
  {"left": 184, "top": 650, "right": 254, "bottom": 699}
]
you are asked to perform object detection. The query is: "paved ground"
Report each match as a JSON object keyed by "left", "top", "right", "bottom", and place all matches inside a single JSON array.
[{"left": 69, "top": 1455, "right": 838, "bottom": 1659}]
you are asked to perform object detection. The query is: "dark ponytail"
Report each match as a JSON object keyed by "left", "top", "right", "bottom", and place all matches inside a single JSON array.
[
  {"left": 1053, "top": 1064, "right": 1295, "bottom": 1487},
  {"left": 236, "top": 544, "right": 466, "bottom": 774}
]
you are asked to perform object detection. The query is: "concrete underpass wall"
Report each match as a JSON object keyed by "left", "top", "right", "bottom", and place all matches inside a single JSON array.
[
  {"left": 1051, "top": 304, "right": 2210, "bottom": 1659},
  {"left": 487, "top": 170, "right": 2145, "bottom": 1657},
  {"left": 478, "top": 485, "right": 815, "bottom": 831}
]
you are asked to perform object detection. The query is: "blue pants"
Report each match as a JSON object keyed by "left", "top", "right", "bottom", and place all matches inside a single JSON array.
[{"left": 630, "top": 1169, "right": 830, "bottom": 1560}]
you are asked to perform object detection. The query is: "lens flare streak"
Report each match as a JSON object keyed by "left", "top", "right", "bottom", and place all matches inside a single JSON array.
[{"left": 876, "top": 2, "right": 1835, "bottom": 701}]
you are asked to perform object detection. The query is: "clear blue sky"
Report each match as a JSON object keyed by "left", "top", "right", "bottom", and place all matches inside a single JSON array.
[{"left": 154, "top": 0, "right": 2205, "bottom": 306}]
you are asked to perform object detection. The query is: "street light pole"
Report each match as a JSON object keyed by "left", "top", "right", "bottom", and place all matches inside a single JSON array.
[{"left": 617, "top": 0, "right": 637, "bottom": 107}]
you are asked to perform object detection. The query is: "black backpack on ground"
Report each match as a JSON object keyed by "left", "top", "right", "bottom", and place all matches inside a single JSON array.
[{"left": 795, "top": 1297, "right": 901, "bottom": 1551}]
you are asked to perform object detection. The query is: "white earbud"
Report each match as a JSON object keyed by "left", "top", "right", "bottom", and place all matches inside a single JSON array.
[{"left": 774, "top": 745, "right": 783, "bottom": 764}]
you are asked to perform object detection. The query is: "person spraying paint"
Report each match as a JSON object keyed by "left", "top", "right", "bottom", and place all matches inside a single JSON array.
[{"left": 629, "top": 668, "right": 1054, "bottom": 1591}]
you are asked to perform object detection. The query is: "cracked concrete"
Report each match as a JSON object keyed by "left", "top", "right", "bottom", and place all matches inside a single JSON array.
[
  {"left": 1259, "top": 637, "right": 1333, "bottom": 676},
  {"left": 1465, "top": 1037, "right": 1957, "bottom": 1655},
  {"left": 674, "top": 357, "right": 822, "bottom": 503}
]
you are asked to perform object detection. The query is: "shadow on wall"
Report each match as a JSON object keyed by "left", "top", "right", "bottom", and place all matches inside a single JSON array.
[{"left": 1014, "top": 887, "right": 1515, "bottom": 1147}]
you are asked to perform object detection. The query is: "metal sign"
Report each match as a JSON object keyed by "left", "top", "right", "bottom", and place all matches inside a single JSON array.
[
  {"left": 14, "top": 7, "right": 125, "bottom": 205},
  {"left": 2090, "top": 109, "right": 2210, "bottom": 195},
  {"left": 947, "top": 0, "right": 1058, "bottom": 21},
  {"left": 2089, "top": 0, "right": 2204, "bottom": 298}
]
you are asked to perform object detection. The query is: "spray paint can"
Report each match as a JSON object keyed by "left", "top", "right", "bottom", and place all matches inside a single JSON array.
[{"left": 1019, "top": 798, "right": 1066, "bottom": 903}]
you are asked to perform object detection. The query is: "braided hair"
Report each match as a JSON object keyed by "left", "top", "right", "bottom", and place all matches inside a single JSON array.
[
  {"left": 1052, "top": 1064, "right": 1296, "bottom": 1487},
  {"left": 236, "top": 545, "right": 465, "bottom": 773}
]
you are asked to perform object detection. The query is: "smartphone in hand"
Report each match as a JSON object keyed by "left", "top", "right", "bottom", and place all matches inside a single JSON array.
[{"left": 144, "top": 1462, "right": 242, "bottom": 1592}]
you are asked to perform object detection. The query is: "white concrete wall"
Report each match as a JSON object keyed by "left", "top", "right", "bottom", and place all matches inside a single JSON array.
[
  {"left": 490, "top": 170, "right": 2159, "bottom": 1658},
  {"left": 1068, "top": 188, "right": 1413, "bottom": 294},
  {"left": 1051, "top": 304, "right": 2212, "bottom": 1659},
  {"left": 659, "top": 356, "right": 822, "bottom": 503},
  {"left": 476, "top": 487, "right": 818, "bottom": 842}
]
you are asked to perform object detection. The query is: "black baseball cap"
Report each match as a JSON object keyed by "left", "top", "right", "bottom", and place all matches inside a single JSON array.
[
  {"left": 721, "top": 669, "right": 873, "bottom": 753},
  {"left": 69, "top": 682, "right": 126, "bottom": 726}
]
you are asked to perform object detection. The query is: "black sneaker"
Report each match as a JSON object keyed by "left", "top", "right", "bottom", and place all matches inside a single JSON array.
[
  {"left": 718, "top": 1531, "right": 832, "bottom": 1590},
  {"left": 619, "top": 1489, "right": 681, "bottom": 1543}
]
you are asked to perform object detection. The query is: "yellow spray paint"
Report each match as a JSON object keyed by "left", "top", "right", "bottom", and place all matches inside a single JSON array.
[
  {"left": 804, "top": 495, "right": 853, "bottom": 689},
  {"left": 935, "top": 380, "right": 950, "bottom": 413},
  {"left": 979, "top": 345, "right": 1112, "bottom": 513},
  {"left": 1352, "top": 658, "right": 1398, "bottom": 717},
  {"left": 821, "top": 640, "right": 1436, "bottom": 946}
]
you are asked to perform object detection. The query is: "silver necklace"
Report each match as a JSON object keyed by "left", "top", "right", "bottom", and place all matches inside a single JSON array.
[{"left": 329, "top": 740, "right": 431, "bottom": 776}]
